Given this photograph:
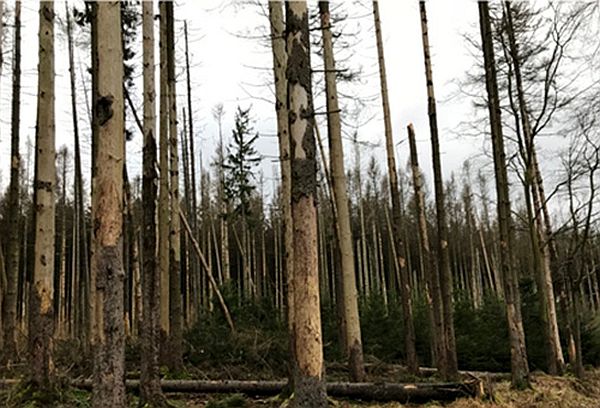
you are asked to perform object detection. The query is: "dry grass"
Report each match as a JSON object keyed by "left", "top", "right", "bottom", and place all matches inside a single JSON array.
[{"left": 347, "top": 370, "right": 600, "bottom": 408}]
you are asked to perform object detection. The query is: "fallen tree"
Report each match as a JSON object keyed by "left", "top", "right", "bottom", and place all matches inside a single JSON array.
[{"left": 0, "top": 378, "right": 483, "bottom": 403}]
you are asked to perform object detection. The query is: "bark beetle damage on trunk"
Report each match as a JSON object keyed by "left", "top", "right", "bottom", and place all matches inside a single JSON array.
[{"left": 286, "top": 11, "right": 315, "bottom": 202}]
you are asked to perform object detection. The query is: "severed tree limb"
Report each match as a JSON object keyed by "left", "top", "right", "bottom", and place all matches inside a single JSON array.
[{"left": 179, "top": 209, "right": 235, "bottom": 333}]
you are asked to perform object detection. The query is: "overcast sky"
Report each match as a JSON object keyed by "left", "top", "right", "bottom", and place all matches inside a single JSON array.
[{"left": 0, "top": 0, "right": 597, "bottom": 210}]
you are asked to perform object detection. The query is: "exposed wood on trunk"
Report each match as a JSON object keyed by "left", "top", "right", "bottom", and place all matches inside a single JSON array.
[
  {"left": 286, "top": 2, "right": 328, "bottom": 406},
  {"left": 29, "top": 0, "right": 55, "bottom": 389},
  {"left": 92, "top": 2, "right": 126, "bottom": 406}
]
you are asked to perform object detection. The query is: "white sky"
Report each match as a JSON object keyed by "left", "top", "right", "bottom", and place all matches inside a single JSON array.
[{"left": 0, "top": 0, "right": 597, "bottom": 211}]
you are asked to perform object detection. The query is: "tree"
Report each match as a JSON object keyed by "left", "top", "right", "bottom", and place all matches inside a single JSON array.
[
  {"left": 478, "top": 0, "right": 530, "bottom": 389},
  {"left": 286, "top": 1, "right": 328, "bottom": 406},
  {"left": 502, "top": 1, "right": 565, "bottom": 375},
  {"left": 92, "top": 2, "right": 125, "bottom": 406},
  {"left": 2, "top": 0, "right": 21, "bottom": 364},
  {"left": 158, "top": 0, "right": 170, "bottom": 350},
  {"left": 166, "top": 0, "right": 183, "bottom": 372},
  {"left": 140, "top": 0, "right": 167, "bottom": 404},
  {"left": 318, "top": 0, "right": 365, "bottom": 382},
  {"left": 223, "top": 106, "right": 261, "bottom": 300},
  {"left": 407, "top": 123, "right": 445, "bottom": 374},
  {"left": 418, "top": 1, "right": 458, "bottom": 379},
  {"left": 29, "top": 0, "right": 55, "bottom": 389},
  {"left": 372, "top": 0, "right": 418, "bottom": 375}
]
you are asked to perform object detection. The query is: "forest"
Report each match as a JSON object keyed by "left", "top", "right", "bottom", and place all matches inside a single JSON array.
[{"left": 0, "top": 0, "right": 599, "bottom": 407}]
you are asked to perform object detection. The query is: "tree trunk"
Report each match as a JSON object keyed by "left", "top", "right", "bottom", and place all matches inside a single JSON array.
[
  {"left": 418, "top": 1, "right": 458, "bottom": 379},
  {"left": 478, "top": 1, "right": 530, "bottom": 389},
  {"left": 407, "top": 123, "right": 446, "bottom": 374},
  {"left": 2, "top": 0, "right": 21, "bottom": 364},
  {"left": 503, "top": 1, "right": 564, "bottom": 375},
  {"left": 66, "top": 0, "right": 90, "bottom": 345},
  {"left": 158, "top": 0, "right": 171, "bottom": 348},
  {"left": 372, "top": 0, "right": 419, "bottom": 375},
  {"left": 166, "top": 1, "right": 183, "bottom": 372},
  {"left": 285, "top": 2, "right": 328, "bottom": 406},
  {"left": 268, "top": 0, "right": 296, "bottom": 380},
  {"left": 29, "top": 1, "right": 55, "bottom": 388},
  {"left": 92, "top": 2, "right": 126, "bottom": 406},
  {"left": 318, "top": 1, "right": 365, "bottom": 382}
]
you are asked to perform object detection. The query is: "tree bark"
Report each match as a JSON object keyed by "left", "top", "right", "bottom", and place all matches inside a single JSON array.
[
  {"left": 407, "top": 123, "right": 445, "bottom": 374},
  {"left": 318, "top": 0, "right": 365, "bottom": 382},
  {"left": 418, "top": 1, "right": 458, "bottom": 379},
  {"left": 140, "top": 3, "right": 165, "bottom": 395},
  {"left": 92, "top": 3, "right": 126, "bottom": 406},
  {"left": 29, "top": 1, "right": 55, "bottom": 389},
  {"left": 158, "top": 0, "right": 171, "bottom": 343},
  {"left": 372, "top": 0, "right": 419, "bottom": 375},
  {"left": 2, "top": 0, "right": 21, "bottom": 364},
  {"left": 478, "top": 1, "right": 530, "bottom": 389},
  {"left": 503, "top": 1, "right": 564, "bottom": 376},
  {"left": 286, "top": 2, "right": 328, "bottom": 406},
  {"left": 165, "top": 0, "right": 183, "bottom": 373}
]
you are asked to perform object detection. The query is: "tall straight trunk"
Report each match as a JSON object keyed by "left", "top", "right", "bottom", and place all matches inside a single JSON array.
[
  {"left": 184, "top": 21, "right": 198, "bottom": 233},
  {"left": 0, "top": 0, "right": 3, "bottom": 80},
  {"left": 268, "top": 0, "right": 294, "bottom": 333},
  {"left": 418, "top": 1, "right": 458, "bottom": 379},
  {"left": 318, "top": 1, "right": 365, "bottom": 382},
  {"left": 478, "top": 1, "right": 530, "bottom": 389},
  {"left": 58, "top": 151, "right": 68, "bottom": 338},
  {"left": 30, "top": 1, "right": 55, "bottom": 388},
  {"left": 285, "top": 2, "right": 328, "bottom": 406},
  {"left": 372, "top": 0, "right": 418, "bottom": 375},
  {"left": 92, "top": 2, "right": 125, "bottom": 406},
  {"left": 407, "top": 124, "right": 445, "bottom": 373},
  {"left": 2, "top": 0, "right": 21, "bottom": 363},
  {"left": 66, "top": 0, "right": 89, "bottom": 344},
  {"left": 140, "top": 0, "right": 165, "bottom": 402},
  {"left": 166, "top": 1, "right": 183, "bottom": 372},
  {"left": 158, "top": 0, "right": 170, "bottom": 341},
  {"left": 503, "top": 1, "right": 564, "bottom": 375}
]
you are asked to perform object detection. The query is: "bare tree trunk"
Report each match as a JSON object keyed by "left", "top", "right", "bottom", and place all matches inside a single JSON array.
[
  {"left": 286, "top": 2, "right": 328, "bottom": 406},
  {"left": 503, "top": 1, "right": 564, "bottom": 375},
  {"left": 29, "top": 1, "right": 55, "bottom": 388},
  {"left": 2, "top": 0, "right": 21, "bottom": 364},
  {"left": 418, "top": 1, "right": 458, "bottom": 379},
  {"left": 58, "top": 149, "right": 68, "bottom": 338},
  {"left": 318, "top": 1, "right": 365, "bottom": 382},
  {"left": 268, "top": 2, "right": 296, "bottom": 375},
  {"left": 478, "top": 1, "right": 530, "bottom": 389},
  {"left": 407, "top": 124, "right": 445, "bottom": 374},
  {"left": 158, "top": 0, "right": 170, "bottom": 347},
  {"left": 92, "top": 2, "right": 125, "bottom": 406},
  {"left": 372, "top": 0, "right": 418, "bottom": 375},
  {"left": 165, "top": 0, "right": 183, "bottom": 372},
  {"left": 66, "top": 0, "right": 89, "bottom": 345}
]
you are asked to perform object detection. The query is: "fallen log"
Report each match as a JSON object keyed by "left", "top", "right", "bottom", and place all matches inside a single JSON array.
[
  {"left": 67, "top": 378, "right": 482, "bottom": 403},
  {"left": 0, "top": 378, "right": 482, "bottom": 403}
]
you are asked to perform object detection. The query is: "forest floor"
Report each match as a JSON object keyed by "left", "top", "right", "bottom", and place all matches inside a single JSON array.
[
  {"left": 166, "top": 369, "right": 600, "bottom": 408},
  {"left": 1, "top": 366, "right": 599, "bottom": 407}
]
